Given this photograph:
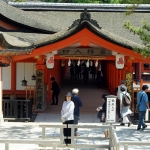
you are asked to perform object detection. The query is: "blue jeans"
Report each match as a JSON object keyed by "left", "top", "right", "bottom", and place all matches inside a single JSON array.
[{"left": 137, "top": 111, "right": 146, "bottom": 129}]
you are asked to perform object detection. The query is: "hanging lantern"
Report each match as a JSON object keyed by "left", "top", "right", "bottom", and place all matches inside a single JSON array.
[
  {"left": 95, "top": 59, "right": 98, "bottom": 67},
  {"left": 86, "top": 59, "right": 89, "bottom": 67},
  {"left": 61, "top": 60, "right": 65, "bottom": 67},
  {"left": 21, "top": 62, "right": 28, "bottom": 86},
  {"left": 77, "top": 59, "right": 80, "bottom": 66},
  {"left": 46, "top": 53, "right": 54, "bottom": 69},
  {"left": 21, "top": 77, "right": 28, "bottom": 86},
  {"left": 90, "top": 60, "right": 93, "bottom": 66},
  {"left": 68, "top": 59, "right": 71, "bottom": 66},
  {"left": 116, "top": 54, "right": 125, "bottom": 69},
  {"left": 31, "top": 64, "right": 36, "bottom": 80},
  {"left": 98, "top": 63, "right": 101, "bottom": 71}
]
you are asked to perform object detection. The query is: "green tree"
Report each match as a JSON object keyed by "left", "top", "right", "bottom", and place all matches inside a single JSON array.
[
  {"left": 123, "top": 0, "right": 150, "bottom": 57},
  {"left": 124, "top": 21, "right": 150, "bottom": 57}
]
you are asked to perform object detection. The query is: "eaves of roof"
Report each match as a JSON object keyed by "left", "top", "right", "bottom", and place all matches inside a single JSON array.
[
  {"left": 8, "top": 2, "right": 150, "bottom": 12},
  {"left": 0, "top": 0, "right": 60, "bottom": 33},
  {"left": 0, "top": 20, "right": 145, "bottom": 56}
]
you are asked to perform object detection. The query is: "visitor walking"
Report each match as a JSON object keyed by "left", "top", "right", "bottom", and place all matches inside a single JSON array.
[
  {"left": 114, "top": 80, "right": 128, "bottom": 122},
  {"left": 119, "top": 86, "right": 132, "bottom": 127},
  {"left": 51, "top": 77, "right": 60, "bottom": 105},
  {"left": 72, "top": 88, "right": 83, "bottom": 136},
  {"left": 137, "top": 85, "right": 150, "bottom": 130}
]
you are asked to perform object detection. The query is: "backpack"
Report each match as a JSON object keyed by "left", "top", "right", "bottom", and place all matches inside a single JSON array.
[{"left": 122, "top": 93, "right": 131, "bottom": 106}]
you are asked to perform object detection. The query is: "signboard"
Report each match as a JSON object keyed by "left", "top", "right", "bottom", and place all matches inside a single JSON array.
[
  {"left": 35, "top": 70, "right": 46, "bottom": 111},
  {"left": 58, "top": 48, "right": 112, "bottom": 56},
  {"left": 106, "top": 97, "right": 116, "bottom": 123}
]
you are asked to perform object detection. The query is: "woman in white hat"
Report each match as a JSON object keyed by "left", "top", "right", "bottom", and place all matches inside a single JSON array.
[{"left": 61, "top": 92, "right": 74, "bottom": 144}]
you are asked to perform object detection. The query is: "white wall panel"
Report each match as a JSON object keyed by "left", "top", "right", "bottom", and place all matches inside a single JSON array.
[
  {"left": 16, "top": 62, "right": 36, "bottom": 90},
  {"left": 2, "top": 65, "right": 11, "bottom": 90}
]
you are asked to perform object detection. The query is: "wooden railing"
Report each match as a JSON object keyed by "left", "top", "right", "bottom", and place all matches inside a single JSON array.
[
  {"left": 2, "top": 99, "right": 32, "bottom": 122},
  {"left": 0, "top": 124, "right": 150, "bottom": 150},
  {"left": 39, "top": 124, "right": 112, "bottom": 149}
]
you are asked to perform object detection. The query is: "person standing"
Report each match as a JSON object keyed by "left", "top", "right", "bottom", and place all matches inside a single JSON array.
[
  {"left": 61, "top": 92, "right": 74, "bottom": 144},
  {"left": 82, "top": 67, "right": 89, "bottom": 85},
  {"left": 96, "top": 94, "right": 107, "bottom": 122},
  {"left": 137, "top": 85, "right": 150, "bottom": 130},
  {"left": 72, "top": 88, "right": 83, "bottom": 136},
  {"left": 114, "top": 80, "right": 128, "bottom": 122},
  {"left": 51, "top": 77, "right": 60, "bottom": 105},
  {"left": 120, "top": 86, "right": 132, "bottom": 127}
]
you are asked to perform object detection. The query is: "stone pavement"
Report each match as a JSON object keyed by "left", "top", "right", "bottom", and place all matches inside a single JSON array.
[
  {"left": 1, "top": 76, "right": 150, "bottom": 150},
  {"left": 0, "top": 119, "right": 150, "bottom": 150}
]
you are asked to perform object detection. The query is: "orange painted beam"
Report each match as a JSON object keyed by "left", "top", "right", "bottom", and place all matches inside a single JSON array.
[
  {"left": 11, "top": 28, "right": 146, "bottom": 62},
  {"left": 0, "top": 20, "right": 19, "bottom": 30},
  {"left": 54, "top": 55, "right": 115, "bottom": 60}
]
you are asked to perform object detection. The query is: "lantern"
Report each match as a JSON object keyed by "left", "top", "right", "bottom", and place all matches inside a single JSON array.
[
  {"left": 61, "top": 60, "right": 65, "bottom": 67},
  {"left": 86, "top": 59, "right": 89, "bottom": 67},
  {"left": 21, "top": 62, "right": 28, "bottom": 86},
  {"left": 95, "top": 59, "right": 98, "bottom": 67},
  {"left": 68, "top": 59, "right": 71, "bottom": 66},
  {"left": 77, "top": 59, "right": 80, "bottom": 66},
  {"left": 116, "top": 54, "right": 125, "bottom": 69},
  {"left": 46, "top": 53, "right": 54, "bottom": 69},
  {"left": 90, "top": 60, "right": 93, "bottom": 66}
]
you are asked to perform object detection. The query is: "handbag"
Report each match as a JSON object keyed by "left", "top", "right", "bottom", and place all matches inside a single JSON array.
[
  {"left": 61, "top": 117, "right": 66, "bottom": 123},
  {"left": 97, "top": 111, "right": 106, "bottom": 122},
  {"left": 135, "top": 93, "right": 144, "bottom": 112},
  {"left": 97, "top": 111, "right": 102, "bottom": 119}
]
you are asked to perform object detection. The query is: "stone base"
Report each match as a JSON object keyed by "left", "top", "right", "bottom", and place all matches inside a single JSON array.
[{"left": 0, "top": 114, "right": 3, "bottom": 123}]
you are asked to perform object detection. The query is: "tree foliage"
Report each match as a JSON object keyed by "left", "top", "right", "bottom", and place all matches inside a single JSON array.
[
  {"left": 123, "top": 0, "right": 150, "bottom": 57},
  {"left": 124, "top": 21, "right": 150, "bottom": 58}
]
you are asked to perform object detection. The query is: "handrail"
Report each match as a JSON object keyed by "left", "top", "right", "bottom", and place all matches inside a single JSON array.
[
  {"left": 39, "top": 124, "right": 112, "bottom": 149},
  {"left": 1, "top": 123, "right": 149, "bottom": 150},
  {"left": 0, "top": 139, "right": 59, "bottom": 150}
]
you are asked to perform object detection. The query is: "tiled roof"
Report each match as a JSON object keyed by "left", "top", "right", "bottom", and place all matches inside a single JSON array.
[
  {"left": 0, "top": 0, "right": 60, "bottom": 33},
  {"left": 0, "top": 20, "right": 145, "bottom": 55},
  {"left": 0, "top": 1, "right": 149, "bottom": 56}
]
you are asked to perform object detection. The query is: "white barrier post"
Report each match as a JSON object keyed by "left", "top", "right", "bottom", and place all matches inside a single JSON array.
[
  {"left": 60, "top": 126, "right": 64, "bottom": 144},
  {"left": 124, "top": 144, "right": 128, "bottom": 150},
  {"left": 52, "top": 143, "right": 57, "bottom": 150},
  {"left": 71, "top": 125, "right": 74, "bottom": 146},
  {"left": 42, "top": 127, "right": 45, "bottom": 139},
  {"left": 5, "top": 143, "right": 9, "bottom": 150}
]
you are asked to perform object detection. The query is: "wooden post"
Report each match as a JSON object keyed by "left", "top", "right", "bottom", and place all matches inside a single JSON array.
[{"left": 0, "top": 67, "right": 3, "bottom": 123}]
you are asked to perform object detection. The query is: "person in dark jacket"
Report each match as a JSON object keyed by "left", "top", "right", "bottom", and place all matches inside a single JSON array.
[
  {"left": 96, "top": 94, "right": 107, "bottom": 122},
  {"left": 72, "top": 88, "right": 83, "bottom": 136},
  {"left": 82, "top": 67, "right": 89, "bottom": 85},
  {"left": 51, "top": 77, "right": 60, "bottom": 105}
]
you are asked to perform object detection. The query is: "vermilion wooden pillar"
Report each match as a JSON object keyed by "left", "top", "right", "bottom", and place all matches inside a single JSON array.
[
  {"left": 0, "top": 67, "right": 3, "bottom": 122},
  {"left": 11, "top": 62, "right": 16, "bottom": 97}
]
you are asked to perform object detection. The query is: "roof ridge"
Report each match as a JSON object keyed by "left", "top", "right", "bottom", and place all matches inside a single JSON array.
[{"left": 8, "top": 2, "right": 150, "bottom": 12}]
